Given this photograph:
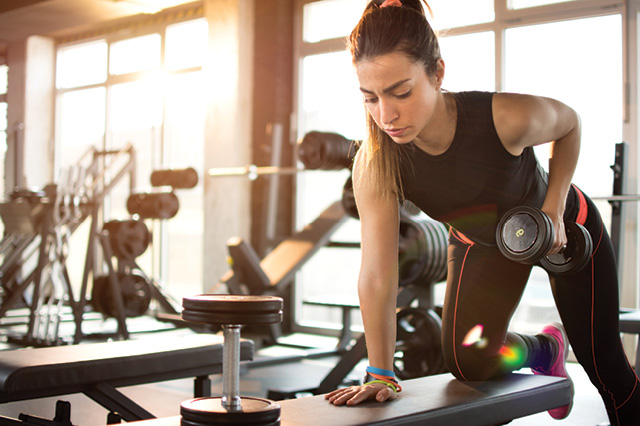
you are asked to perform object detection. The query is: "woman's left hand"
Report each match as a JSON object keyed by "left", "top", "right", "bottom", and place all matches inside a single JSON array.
[
  {"left": 543, "top": 209, "right": 567, "bottom": 255},
  {"left": 325, "top": 382, "right": 398, "bottom": 406}
]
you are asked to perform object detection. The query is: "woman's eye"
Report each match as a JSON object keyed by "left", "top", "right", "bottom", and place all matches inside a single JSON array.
[
  {"left": 364, "top": 97, "right": 378, "bottom": 104},
  {"left": 396, "top": 91, "right": 411, "bottom": 99}
]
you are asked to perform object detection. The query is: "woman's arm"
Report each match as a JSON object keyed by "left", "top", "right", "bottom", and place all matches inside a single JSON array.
[
  {"left": 493, "top": 93, "right": 582, "bottom": 254},
  {"left": 325, "top": 151, "right": 400, "bottom": 405}
]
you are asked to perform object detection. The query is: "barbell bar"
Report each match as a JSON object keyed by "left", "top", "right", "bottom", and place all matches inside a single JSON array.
[
  {"left": 208, "top": 165, "right": 305, "bottom": 180},
  {"left": 591, "top": 194, "right": 640, "bottom": 202},
  {"left": 208, "top": 131, "right": 358, "bottom": 179}
]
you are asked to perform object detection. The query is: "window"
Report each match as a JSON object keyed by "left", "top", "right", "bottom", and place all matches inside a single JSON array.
[
  {"left": 429, "top": 0, "right": 494, "bottom": 30},
  {"left": 109, "top": 34, "right": 161, "bottom": 76},
  {"left": 165, "top": 19, "right": 208, "bottom": 70},
  {"left": 439, "top": 32, "right": 495, "bottom": 92},
  {"left": 56, "top": 41, "right": 107, "bottom": 89},
  {"left": 302, "top": 0, "right": 364, "bottom": 43},
  {"left": 55, "top": 17, "right": 207, "bottom": 299}
]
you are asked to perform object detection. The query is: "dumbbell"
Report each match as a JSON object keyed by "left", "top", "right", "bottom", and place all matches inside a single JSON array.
[
  {"left": 181, "top": 295, "right": 283, "bottom": 426},
  {"left": 496, "top": 206, "right": 593, "bottom": 275}
]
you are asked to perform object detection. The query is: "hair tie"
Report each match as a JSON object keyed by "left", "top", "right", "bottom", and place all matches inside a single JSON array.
[{"left": 380, "top": 0, "right": 402, "bottom": 8}]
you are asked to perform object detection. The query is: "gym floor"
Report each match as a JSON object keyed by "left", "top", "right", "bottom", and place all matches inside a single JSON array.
[{"left": 0, "top": 318, "right": 612, "bottom": 426}]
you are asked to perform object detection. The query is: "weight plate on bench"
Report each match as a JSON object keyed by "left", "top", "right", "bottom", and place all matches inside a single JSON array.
[
  {"left": 394, "top": 307, "right": 445, "bottom": 380},
  {"left": 181, "top": 397, "right": 280, "bottom": 426},
  {"left": 182, "top": 295, "right": 283, "bottom": 325},
  {"left": 496, "top": 206, "right": 554, "bottom": 264},
  {"left": 539, "top": 221, "right": 593, "bottom": 275}
]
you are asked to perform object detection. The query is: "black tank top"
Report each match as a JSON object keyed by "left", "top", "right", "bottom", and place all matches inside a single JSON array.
[{"left": 399, "top": 91, "right": 562, "bottom": 246}]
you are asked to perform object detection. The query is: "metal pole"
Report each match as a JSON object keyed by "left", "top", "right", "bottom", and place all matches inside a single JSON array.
[
  {"left": 222, "top": 324, "right": 242, "bottom": 410},
  {"left": 208, "top": 165, "right": 304, "bottom": 179}
]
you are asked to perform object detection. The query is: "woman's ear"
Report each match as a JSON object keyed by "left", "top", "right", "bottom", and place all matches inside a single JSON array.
[{"left": 435, "top": 58, "right": 445, "bottom": 90}]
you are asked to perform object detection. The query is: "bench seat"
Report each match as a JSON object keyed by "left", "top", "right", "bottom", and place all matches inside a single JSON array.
[
  {"left": 0, "top": 332, "right": 253, "bottom": 421},
  {"left": 120, "top": 372, "right": 571, "bottom": 426}
]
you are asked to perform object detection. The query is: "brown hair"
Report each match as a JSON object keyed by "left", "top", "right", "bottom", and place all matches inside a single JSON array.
[{"left": 348, "top": 0, "right": 441, "bottom": 200}]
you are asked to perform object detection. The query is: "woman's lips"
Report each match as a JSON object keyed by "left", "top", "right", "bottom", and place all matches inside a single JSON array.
[{"left": 386, "top": 127, "right": 407, "bottom": 138}]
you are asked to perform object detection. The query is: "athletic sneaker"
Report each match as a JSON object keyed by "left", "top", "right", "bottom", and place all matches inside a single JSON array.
[{"left": 531, "top": 322, "right": 574, "bottom": 420}]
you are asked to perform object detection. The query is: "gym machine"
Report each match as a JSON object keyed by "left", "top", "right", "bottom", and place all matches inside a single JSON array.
[{"left": 0, "top": 144, "right": 196, "bottom": 345}]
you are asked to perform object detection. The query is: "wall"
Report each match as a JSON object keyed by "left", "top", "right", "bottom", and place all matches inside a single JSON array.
[{"left": 202, "top": 0, "right": 255, "bottom": 289}]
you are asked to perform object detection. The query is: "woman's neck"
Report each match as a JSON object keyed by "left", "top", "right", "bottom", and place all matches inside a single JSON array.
[{"left": 413, "top": 91, "right": 457, "bottom": 155}]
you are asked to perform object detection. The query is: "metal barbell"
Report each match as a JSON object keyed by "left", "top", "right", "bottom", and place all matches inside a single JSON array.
[
  {"left": 208, "top": 131, "right": 358, "bottom": 180},
  {"left": 591, "top": 194, "right": 640, "bottom": 202}
]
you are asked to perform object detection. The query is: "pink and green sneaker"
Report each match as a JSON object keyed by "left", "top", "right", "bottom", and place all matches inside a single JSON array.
[{"left": 532, "top": 322, "right": 574, "bottom": 420}]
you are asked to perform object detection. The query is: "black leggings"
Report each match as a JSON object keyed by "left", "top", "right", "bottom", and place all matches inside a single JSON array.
[{"left": 440, "top": 194, "right": 640, "bottom": 426}]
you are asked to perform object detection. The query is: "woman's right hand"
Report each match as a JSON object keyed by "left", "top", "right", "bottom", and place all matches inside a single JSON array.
[{"left": 324, "top": 382, "right": 398, "bottom": 406}]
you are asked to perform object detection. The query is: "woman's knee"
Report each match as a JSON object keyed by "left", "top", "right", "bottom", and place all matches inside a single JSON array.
[{"left": 442, "top": 345, "right": 497, "bottom": 382}]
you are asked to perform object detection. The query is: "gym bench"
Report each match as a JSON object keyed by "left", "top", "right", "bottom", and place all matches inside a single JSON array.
[
  {"left": 0, "top": 333, "right": 253, "bottom": 422},
  {"left": 102, "top": 372, "right": 571, "bottom": 426}
]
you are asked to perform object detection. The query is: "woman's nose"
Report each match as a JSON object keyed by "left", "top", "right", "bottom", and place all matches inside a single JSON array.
[{"left": 379, "top": 99, "right": 398, "bottom": 127}]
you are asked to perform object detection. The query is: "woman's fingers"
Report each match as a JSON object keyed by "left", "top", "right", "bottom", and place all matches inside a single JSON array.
[{"left": 324, "top": 384, "right": 397, "bottom": 406}]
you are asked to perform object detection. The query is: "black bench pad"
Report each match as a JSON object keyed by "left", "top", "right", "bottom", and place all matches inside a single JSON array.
[
  {"left": 120, "top": 373, "right": 571, "bottom": 426},
  {"left": 0, "top": 333, "right": 253, "bottom": 403}
]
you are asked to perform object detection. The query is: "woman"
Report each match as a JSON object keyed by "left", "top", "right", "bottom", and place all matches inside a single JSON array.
[{"left": 324, "top": 1, "right": 640, "bottom": 424}]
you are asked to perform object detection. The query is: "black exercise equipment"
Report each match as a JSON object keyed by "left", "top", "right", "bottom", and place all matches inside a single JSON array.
[
  {"left": 398, "top": 215, "right": 448, "bottom": 287},
  {"left": 221, "top": 201, "right": 348, "bottom": 299},
  {"left": 0, "top": 333, "right": 254, "bottom": 423},
  {"left": 98, "top": 373, "right": 572, "bottom": 426},
  {"left": 496, "top": 205, "right": 593, "bottom": 275},
  {"left": 126, "top": 191, "right": 180, "bottom": 219},
  {"left": 181, "top": 295, "right": 283, "bottom": 426},
  {"left": 103, "top": 219, "right": 151, "bottom": 260},
  {"left": 341, "top": 175, "right": 358, "bottom": 219},
  {"left": 207, "top": 131, "right": 358, "bottom": 179},
  {"left": 0, "top": 144, "right": 190, "bottom": 345},
  {"left": 395, "top": 307, "right": 446, "bottom": 379},
  {"left": 151, "top": 167, "right": 199, "bottom": 189},
  {"left": 91, "top": 270, "right": 152, "bottom": 318},
  {"left": 340, "top": 174, "right": 423, "bottom": 221},
  {"left": 297, "top": 131, "right": 358, "bottom": 171}
]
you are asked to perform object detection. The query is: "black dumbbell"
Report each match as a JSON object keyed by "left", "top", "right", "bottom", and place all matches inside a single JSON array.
[
  {"left": 181, "top": 295, "right": 283, "bottom": 426},
  {"left": 496, "top": 206, "right": 593, "bottom": 276}
]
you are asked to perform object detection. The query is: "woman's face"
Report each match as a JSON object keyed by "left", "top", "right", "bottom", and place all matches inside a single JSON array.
[{"left": 355, "top": 51, "right": 443, "bottom": 145}]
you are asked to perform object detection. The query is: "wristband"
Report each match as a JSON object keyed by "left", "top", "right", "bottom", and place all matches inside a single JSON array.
[
  {"left": 363, "top": 373, "right": 403, "bottom": 392},
  {"left": 363, "top": 379, "right": 399, "bottom": 392},
  {"left": 366, "top": 366, "right": 396, "bottom": 378}
]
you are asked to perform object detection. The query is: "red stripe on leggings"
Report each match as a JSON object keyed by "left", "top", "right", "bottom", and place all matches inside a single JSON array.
[
  {"left": 589, "top": 222, "right": 621, "bottom": 423},
  {"left": 450, "top": 228, "right": 474, "bottom": 381},
  {"left": 573, "top": 184, "right": 588, "bottom": 226}
]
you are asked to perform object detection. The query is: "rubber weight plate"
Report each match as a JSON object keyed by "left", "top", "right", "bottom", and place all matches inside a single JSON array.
[
  {"left": 182, "top": 295, "right": 283, "bottom": 325},
  {"left": 496, "top": 206, "right": 554, "bottom": 264},
  {"left": 539, "top": 221, "right": 593, "bottom": 275},
  {"left": 181, "top": 397, "right": 280, "bottom": 426},
  {"left": 394, "top": 307, "right": 445, "bottom": 379},
  {"left": 91, "top": 271, "right": 152, "bottom": 318}
]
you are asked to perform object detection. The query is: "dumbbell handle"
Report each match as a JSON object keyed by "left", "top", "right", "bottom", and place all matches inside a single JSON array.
[{"left": 222, "top": 325, "right": 241, "bottom": 410}]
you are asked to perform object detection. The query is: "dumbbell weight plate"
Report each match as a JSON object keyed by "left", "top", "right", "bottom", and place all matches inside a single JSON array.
[
  {"left": 182, "top": 295, "right": 283, "bottom": 325},
  {"left": 539, "top": 221, "right": 593, "bottom": 275},
  {"left": 496, "top": 206, "right": 554, "bottom": 264},
  {"left": 181, "top": 397, "right": 280, "bottom": 426}
]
